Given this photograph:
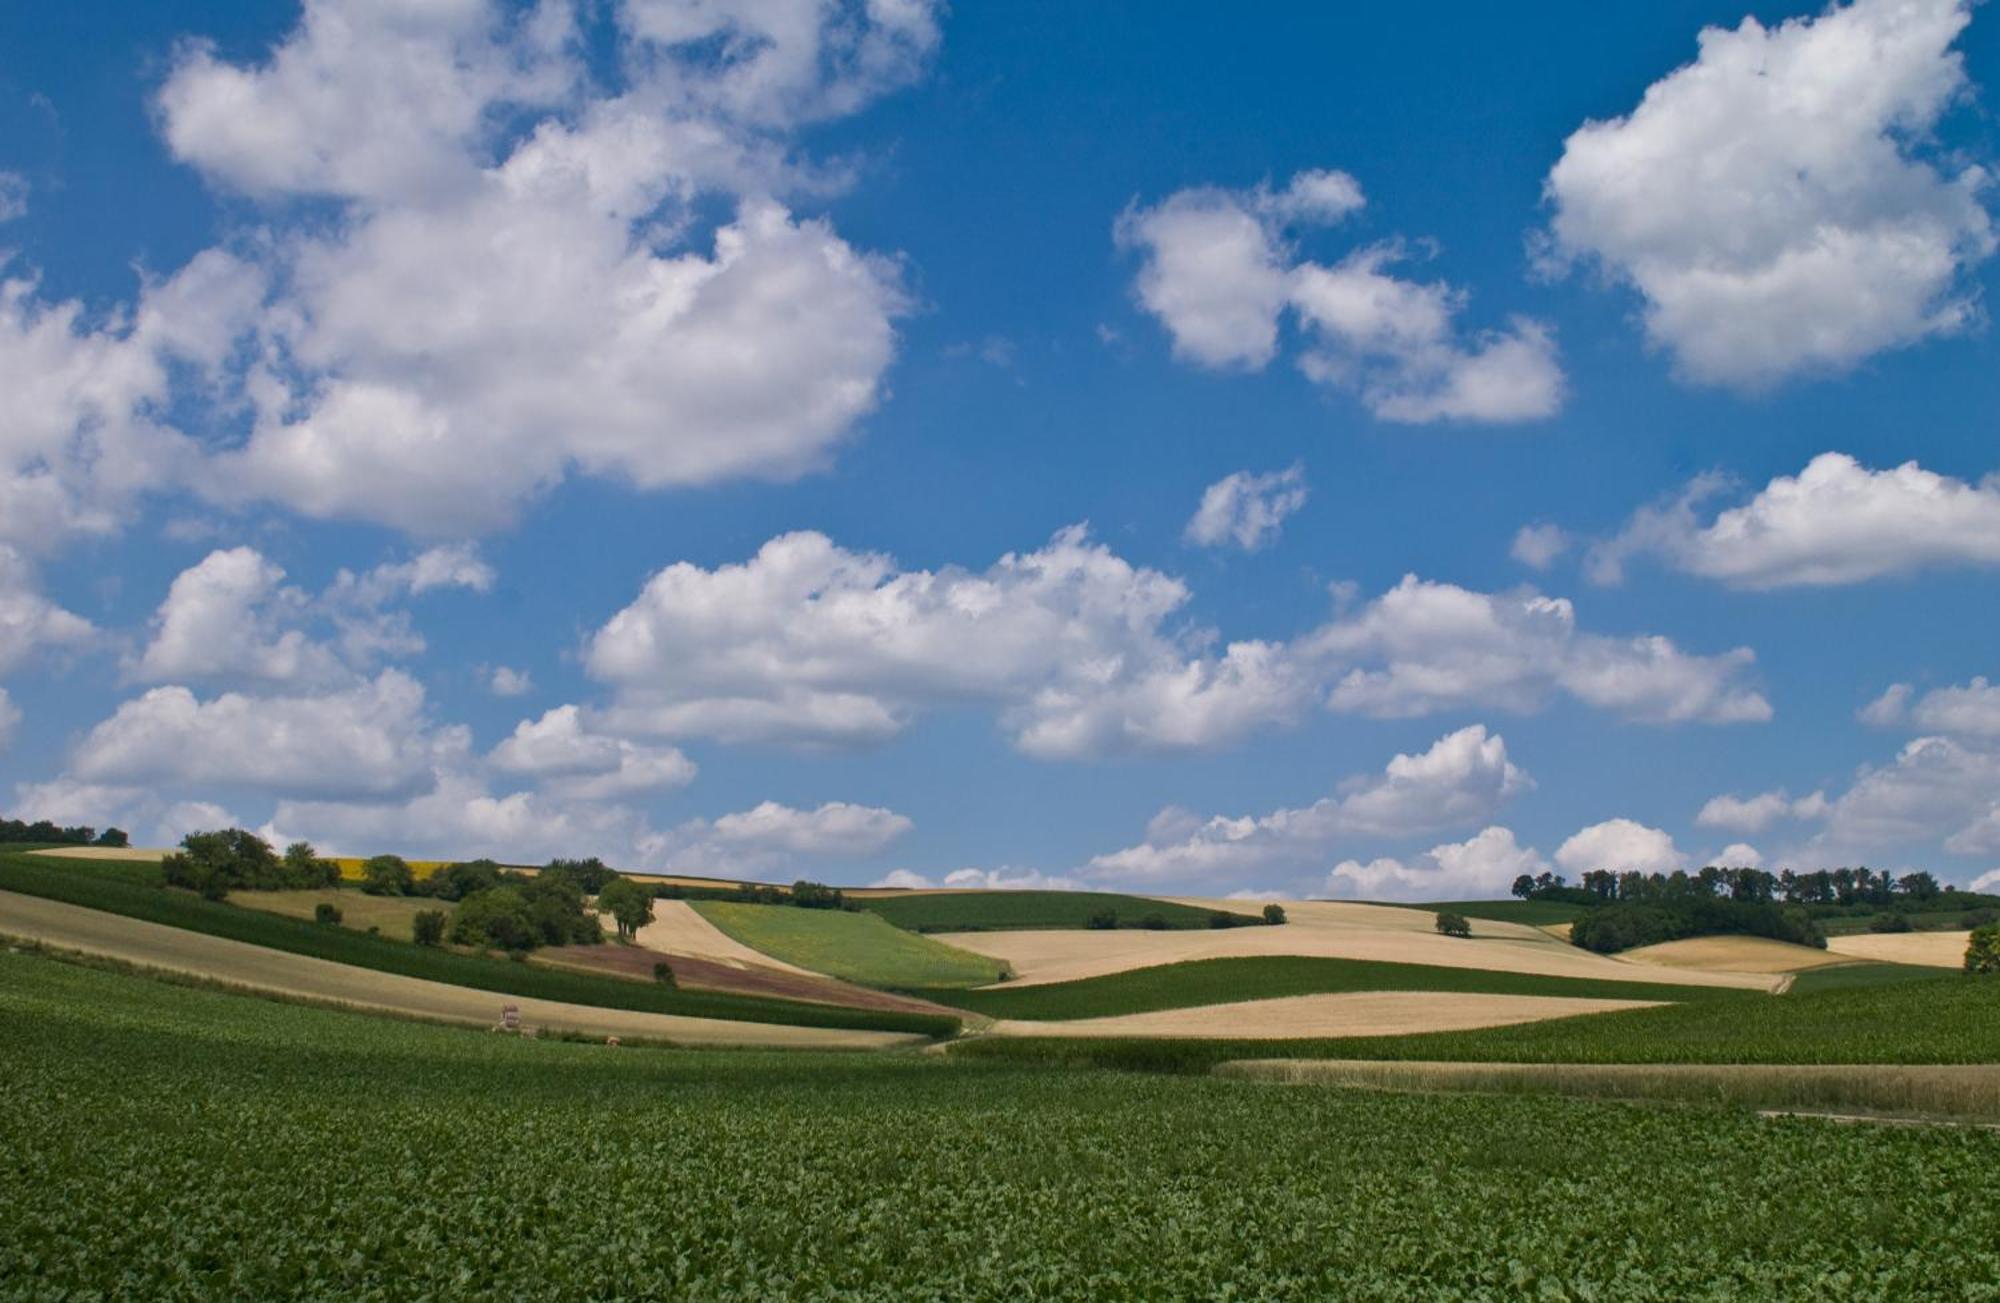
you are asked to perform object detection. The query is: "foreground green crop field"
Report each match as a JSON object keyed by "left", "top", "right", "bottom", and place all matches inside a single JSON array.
[
  {"left": 860, "top": 889, "right": 1260, "bottom": 932},
  {"left": 0, "top": 852, "right": 952, "bottom": 1035},
  {"left": 915, "top": 954, "right": 1756, "bottom": 1020},
  {"left": 955, "top": 969, "right": 2000, "bottom": 1073},
  {"left": 2, "top": 950, "right": 1998, "bottom": 1297},
  {"left": 693, "top": 900, "right": 1006, "bottom": 988}
]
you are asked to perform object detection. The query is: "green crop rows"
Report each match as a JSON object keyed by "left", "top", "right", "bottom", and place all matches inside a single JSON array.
[
  {"left": 912, "top": 954, "right": 1756, "bottom": 1020},
  {"left": 3, "top": 949, "right": 1998, "bottom": 1297},
  {"left": 0, "top": 852, "right": 955, "bottom": 1036},
  {"left": 860, "top": 889, "right": 1260, "bottom": 932},
  {"left": 953, "top": 968, "right": 2000, "bottom": 1074}
]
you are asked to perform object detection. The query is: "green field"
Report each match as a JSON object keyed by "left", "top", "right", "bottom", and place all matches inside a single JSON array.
[
  {"left": 693, "top": 901, "right": 1006, "bottom": 988},
  {"left": 953, "top": 968, "right": 2000, "bottom": 1073},
  {"left": 914, "top": 954, "right": 1755, "bottom": 1021},
  {"left": 861, "top": 890, "right": 1262, "bottom": 932},
  {"left": 3, "top": 949, "right": 1997, "bottom": 1295},
  {"left": 0, "top": 852, "right": 953, "bottom": 1036}
]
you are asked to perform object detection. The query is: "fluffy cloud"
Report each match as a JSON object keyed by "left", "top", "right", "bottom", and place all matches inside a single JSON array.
[
  {"left": 1326, "top": 826, "right": 1550, "bottom": 902},
  {"left": 488, "top": 705, "right": 696, "bottom": 799},
  {"left": 70, "top": 671, "right": 451, "bottom": 802},
  {"left": 1309, "top": 575, "right": 1771, "bottom": 724},
  {"left": 586, "top": 527, "right": 1771, "bottom": 759},
  {"left": 1813, "top": 734, "right": 2000, "bottom": 857},
  {"left": 0, "top": 546, "right": 93, "bottom": 676},
  {"left": 1118, "top": 169, "right": 1562, "bottom": 422},
  {"left": 1554, "top": 818, "right": 1687, "bottom": 876},
  {"left": 1084, "top": 725, "right": 1530, "bottom": 885},
  {"left": 699, "top": 800, "right": 911, "bottom": 859},
  {"left": 0, "top": 249, "right": 264, "bottom": 550},
  {"left": 0, "top": 0, "right": 934, "bottom": 540},
  {"left": 1185, "top": 464, "right": 1308, "bottom": 551},
  {"left": 133, "top": 544, "right": 495, "bottom": 685},
  {"left": 1509, "top": 523, "right": 1570, "bottom": 571},
  {"left": 1714, "top": 842, "right": 1764, "bottom": 868},
  {"left": 586, "top": 524, "right": 1312, "bottom": 757},
  {"left": 1543, "top": 0, "right": 1993, "bottom": 388},
  {"left": 0, "top": 173, "right": 25, "bottom": 222},
  {"left": 488, "top": 666, "right": 533, "bottom": 697},
  {"left": 1695, "top": 789, "right": 1827, "bottom": 834},
  {"left": 1590, "top": 454, "right": 2000, "bottom": 588},
  {"left": 0, "top": 688, "right": 17, "bottom": 752},
  {"left": 1860, "top": 678, "right": 2000, "bottom": 738}
]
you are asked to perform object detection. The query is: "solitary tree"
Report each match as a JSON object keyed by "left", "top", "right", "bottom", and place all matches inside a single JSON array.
[
  {"left": 1262, "top": 903, "right": 1287, "bottom": 926},
  {"left": 1435, "top": 911, "right": 1472, "bottom": 939},
  {"left": 598, "top": 877, "right": 655, "bottom": 942},
  {"left": 412, "top": 909, "right": 447, "bottom": 947}
]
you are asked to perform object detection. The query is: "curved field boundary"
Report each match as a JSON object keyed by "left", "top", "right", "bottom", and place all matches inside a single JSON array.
[
  {"left": 1826, "top": 931, "right": 1971, "bottom": 969},
  {"left": 693, "top": 901, "right": 1007, "bottom": 989},
  {"left": 912, "top": 954, "right": 1754, "bottom": 1022},
  {"left": 0, "top": 889, "right": 921, "bottom": 1049},
  {"left": 1220, "top": 1059, "right": 2000, "bottom": 1123},
  {"left": 940, "top": 900, "right": 1777, "bottom": 992},
  {"left": 985, "top": 992, "right": 1660, "bottom": 1040},
  {"left": 634, "top": 900, "right": 821, "bottom": 975}
]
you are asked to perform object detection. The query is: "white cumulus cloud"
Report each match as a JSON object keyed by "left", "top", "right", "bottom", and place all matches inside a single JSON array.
[
  {"left": 1543, "top": 0, "right": 1993, "bottom": 389},
  {"left": 1554, "top": 818, "right": 1687, "bottom": 876},
  {"left": 1185, "top": 464, "right": 1308, "bottom": 551},
  {"left": 1326, "top": 825, "right": 1550, "bottom": 902}
]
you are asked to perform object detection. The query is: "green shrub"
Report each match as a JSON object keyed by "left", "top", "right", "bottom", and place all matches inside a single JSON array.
[
  {"left": 161, "top": 828, "right": 301, "bottom": 897},
  {"left": 420, "top": 859, "right": 504, "bottom": 902},
  {"left": 1962, "top": 908, "right": 1998, "bottom": 930},
  {"left": 1968, "top": 925, "right": 2000, "bottom": 975},
  {"left": 1139, "top": 914, "right": 1168, "bottom": 931},
  {"left": 312, "top": 902, "right": 342, "bottom": 926},
  {"left": 1869, "top": 912, "right": 1914, "bottom": 933},
  {"left": 1086, "top": 910, "right": 1118, "bottom": 930},
  {"left": 360, "top": 854, "right": 414, "bottom": 897},
  {"left": 284, "top": 842, "right": 338, "bottom": 889},
  {"left": 412, "top": 910, "right": 447, "bottom": 947},
  {"left": 450, "top": 887, "right": 540, "bottom": 951},
  {"left": 653, "top": 961, "right": 676, "bottom": 986},
  {"left": 1207, "top": 911, "right": 1237, "bottom": 929},
  {"left": 1263, "top": 903, "right": 1287, "bottom": 926},
  {"left": 1435, "top": 911, "right": 1472, "bottom": 939}
]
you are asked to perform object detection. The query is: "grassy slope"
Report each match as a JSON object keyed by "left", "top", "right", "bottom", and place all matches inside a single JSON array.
[
  {"left": 861, "top": 890, "right": 1261, "bottom": 932},
  {"left": 955, "top": 969, "right": 2000, "bottom": 1072},
  {"left": 4, "top": 949, "right": 1998, "bottom": 1296},
  {"left": 0, "top": 852, "right": 953, "bottom": 1035},
  {"left": 911, "top": 954, "right": 1756, "bottom": 1021},
  {"left": 230, "top": 888, "right": 437, "bottom": 941},
  {"left": 693, "top": 901, "right": 1005, "bottom": 988},
  {"left": 1379, "top": 898, "right": 1589, "bottom": 926}
]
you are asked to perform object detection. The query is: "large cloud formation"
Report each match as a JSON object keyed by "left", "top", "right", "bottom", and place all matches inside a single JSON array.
[
  {"left": 0, "top": 0, "right": 933, "bottom": 537},
  {"left": 1544, "top": 0, "right": 1993, "bottom": 389}
]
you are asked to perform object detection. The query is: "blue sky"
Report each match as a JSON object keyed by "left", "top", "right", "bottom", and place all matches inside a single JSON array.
[{"left": 3, "top": 0, "right": 1999, "bottom": 898}]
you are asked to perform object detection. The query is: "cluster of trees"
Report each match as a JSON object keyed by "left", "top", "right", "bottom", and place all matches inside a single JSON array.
[
  {"left": 0, "top": 817, "right": 128, "bottom": 847},
  {"left": 358, "top": 855, "right": 618, "bottom": 952},
  {"left": 1569, "top": 898, "right": 1824, "bottom": 955},
  {"left": 1435, "top": 911, "right": 1472, "bottom": 938},
  {"left": 1514, "top": 866, "right": 1952, "bottom": 909},
  {"left": 162, "top": 831, "right": 338, "bottom": 899}
]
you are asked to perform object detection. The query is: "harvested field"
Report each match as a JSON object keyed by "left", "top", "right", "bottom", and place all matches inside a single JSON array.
[
  {"left": 1619, "top": 935, "right": 1852, "bottom": 975},
  {"left": 1219, "top": 1059, "right": 2000, "bottom": 1123},
  {"left": 0, "top": 889, "right": 922, "bottom": 1049},
  {"left": 943, "top": 900, "right": 1774, "bottom": 992},
  {"left": 26, "top": 846, "right": 166, "bottom": 863},
  {"left": 986, "top": 991, "right": 1659, "bottom": 1040},
  {"left": 1826, "top": 930, "right": 1972, "bottom": 969},
  {"left": 536, "top": 943, "right": 953, "bottom": 1017}
]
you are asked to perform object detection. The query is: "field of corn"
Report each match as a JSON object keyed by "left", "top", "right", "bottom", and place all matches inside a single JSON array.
[{"left": 4, "top": 947, "right": 1998, "bottom": 1297}]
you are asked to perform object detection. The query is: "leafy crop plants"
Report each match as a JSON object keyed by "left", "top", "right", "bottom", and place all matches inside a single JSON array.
[{"left": 4, "top": 949, "right": 1998, "bottom": 1297}]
